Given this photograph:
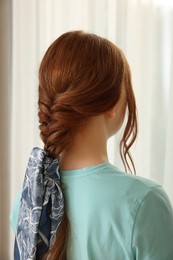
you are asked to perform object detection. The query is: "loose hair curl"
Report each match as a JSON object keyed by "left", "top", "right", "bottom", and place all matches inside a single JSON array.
[{"left": 38, "top": 31, "right": 137, "bottom": 259}]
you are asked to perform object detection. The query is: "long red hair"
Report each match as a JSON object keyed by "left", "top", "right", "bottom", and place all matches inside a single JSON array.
[{"left": 38, "top": 31, "right": 137, "bottom": 259}]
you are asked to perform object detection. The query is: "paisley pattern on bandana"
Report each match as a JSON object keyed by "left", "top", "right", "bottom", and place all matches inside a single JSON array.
[{"left": 15, "top": 147, "right": 64, "bottom": 260}]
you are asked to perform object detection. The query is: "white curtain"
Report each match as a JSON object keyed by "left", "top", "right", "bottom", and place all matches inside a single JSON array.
[{"left": 0, "top": 0, "right": 173, "bottom": 258}]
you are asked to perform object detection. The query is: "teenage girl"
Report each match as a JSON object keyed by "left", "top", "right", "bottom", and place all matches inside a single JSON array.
[{"left": 10, "top": 31, "right": 173, "bottom": 260}]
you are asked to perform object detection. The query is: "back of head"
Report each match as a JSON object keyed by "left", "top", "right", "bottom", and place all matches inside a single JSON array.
[{"left": 38, "top": 30, "right": 137, "bottom": 173}]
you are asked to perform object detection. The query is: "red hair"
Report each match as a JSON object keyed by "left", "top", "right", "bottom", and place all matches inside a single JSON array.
[{"left": 38, "top": 31, "right": 137, "bottom": 259}]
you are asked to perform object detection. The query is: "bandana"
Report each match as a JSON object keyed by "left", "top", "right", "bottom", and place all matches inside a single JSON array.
[{"left": 15, "top": 147, "right": 64, "bottom": 259}]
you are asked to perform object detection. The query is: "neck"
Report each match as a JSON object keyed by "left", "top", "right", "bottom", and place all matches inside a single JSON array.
[{"left": 59, "top": 116, "right": 109, "bottom": 171}]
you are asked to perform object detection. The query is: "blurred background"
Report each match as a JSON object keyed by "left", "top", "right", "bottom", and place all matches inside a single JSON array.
[{"left": 0, "top": 0, "right": 173, "bottom": 258}]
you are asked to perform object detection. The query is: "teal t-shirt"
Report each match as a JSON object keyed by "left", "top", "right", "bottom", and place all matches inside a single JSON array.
[{"left": 10, "top": 161, "right": 173, "bottom": 259}]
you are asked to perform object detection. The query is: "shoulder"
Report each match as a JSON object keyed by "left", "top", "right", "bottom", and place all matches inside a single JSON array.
[
  {"left": 93, "top": 162, "right": 167, "bottom": 214},
  {"left": 135, "top": 185, "right": 173, "bottom": 215},
  {"left": 103, "top": 162, "right": 161, "bottom": 195},
  {"left": 131, "top": 185, "right": 173, "bottom": 259},
  {"left": 102, "top": 163, "right": 172, "bottom": 215},
  {"left": 110, "top": 166, "right": 173, "bottom": 258}
]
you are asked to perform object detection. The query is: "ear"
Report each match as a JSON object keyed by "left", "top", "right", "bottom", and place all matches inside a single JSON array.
[{"left": 104, "top": 104, "right": 117, "bottom": 119}]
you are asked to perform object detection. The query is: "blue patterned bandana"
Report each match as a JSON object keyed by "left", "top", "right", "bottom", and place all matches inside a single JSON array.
[{"left": 15, "top": 147, "right": 64, "bottom": 259}]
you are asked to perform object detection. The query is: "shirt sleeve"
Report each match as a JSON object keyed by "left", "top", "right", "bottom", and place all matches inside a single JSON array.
[
  {"left": 131, "top": 186, "right": 173, "bottom": 260},
  {"left": 9, "top": 190, "right": 22, "bottom": 234}
]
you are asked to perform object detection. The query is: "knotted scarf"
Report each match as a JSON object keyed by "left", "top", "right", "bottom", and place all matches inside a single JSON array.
[{"left": 15, "top": 147, "right": 64, "bottom": 259}]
